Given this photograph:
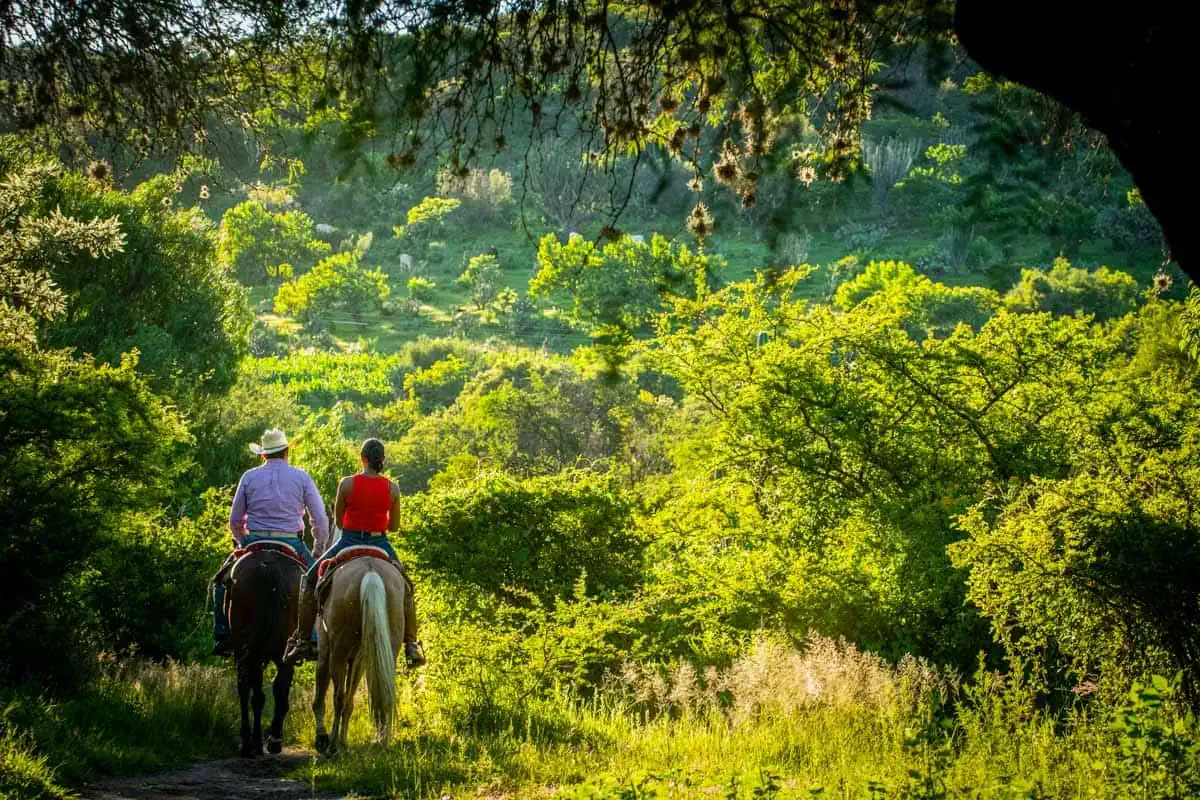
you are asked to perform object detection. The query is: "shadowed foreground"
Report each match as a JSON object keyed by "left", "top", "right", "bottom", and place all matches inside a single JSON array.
[{"left": 83, "top": 749, "right": 342, "bottom": 800}]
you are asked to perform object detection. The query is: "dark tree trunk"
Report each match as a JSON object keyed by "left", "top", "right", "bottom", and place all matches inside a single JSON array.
[{"left": 955, "top": 2, "right": 1197, "bottom": 280}]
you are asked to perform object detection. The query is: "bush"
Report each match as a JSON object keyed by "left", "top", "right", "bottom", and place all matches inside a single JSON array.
[
  {"left": 407, "top": 275, "right": 437, "bottom": 302},
  {"left": 531, "top": 233, "right": 712, "bottom": 333},
  {"left": 834, "top": 221, "right": 889, "bottom": 256},
  {"left": 0, "top": 347, "right": 189, "bottom": 685},
  {"left": 393, "top": 196, "right": 460, "bottom": 243},
  {"left": 402, "top": 471, "right": 643, "bottom": 603},
  {"left": 457, "top": 253, "right": 503, "bottom": 309},
  {"left": 274, "top": 251, "right": 391, "bottom": 329},
  {"left": 403, "top": 354, "right": 472, "bottom": 412}
]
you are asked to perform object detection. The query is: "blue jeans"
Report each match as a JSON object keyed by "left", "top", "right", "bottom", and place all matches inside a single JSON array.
[
  {"left": 213, "top": 535, "right": 315, "bottom": 638},
  {"left": 304, "top": 530, "right": 398, "bottom": 585}
]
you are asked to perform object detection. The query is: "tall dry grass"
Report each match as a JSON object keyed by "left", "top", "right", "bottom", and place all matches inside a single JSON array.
[
  {"left": 0, "top": 659, "right": 237, "bottom": 792},
  {"left": 606, "top": 634, "right": 955, "bottom": 721}
]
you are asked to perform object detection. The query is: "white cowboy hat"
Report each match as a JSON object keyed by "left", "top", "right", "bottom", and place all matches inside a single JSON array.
[{"left": 249, "top": 428, "right": 289, "bottom": 455}]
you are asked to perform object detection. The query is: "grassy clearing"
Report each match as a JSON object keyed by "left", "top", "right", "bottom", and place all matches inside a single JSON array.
[
  {"left": 272, "top": 637, "right": 1184, "bottom": 800},
  {"left": 3, "top": 639, "right": 1193, "bottom": 799}
]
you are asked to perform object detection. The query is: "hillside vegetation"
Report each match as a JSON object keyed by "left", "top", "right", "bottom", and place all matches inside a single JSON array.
[{"left": 2, "top": 47, "right": 1198, "bottom": 800}]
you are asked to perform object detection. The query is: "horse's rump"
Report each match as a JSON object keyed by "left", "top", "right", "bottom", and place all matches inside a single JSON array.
[{"left": 229, "top": 550, "right": 302, "bottom": 663}]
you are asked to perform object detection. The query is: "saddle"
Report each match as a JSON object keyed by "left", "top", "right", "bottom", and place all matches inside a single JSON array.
[
  {"left": 315, "top": 545, "right": 405, "bottom": 611},
  {"left": 233, "top": 540, "right": 308, "bottom": 570}
]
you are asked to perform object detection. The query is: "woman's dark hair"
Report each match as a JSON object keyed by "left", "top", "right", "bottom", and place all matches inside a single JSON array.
[{"left": 361, "top": 438, "right": 385, "bottom": 472}]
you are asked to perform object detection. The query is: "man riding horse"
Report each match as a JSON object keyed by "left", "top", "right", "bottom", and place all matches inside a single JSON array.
[
  {"left": 212, "top": 428, "right": 328, "bottom": 657},
  {"left": 283, "top": 438, "right": 425, "bottom": 669}
]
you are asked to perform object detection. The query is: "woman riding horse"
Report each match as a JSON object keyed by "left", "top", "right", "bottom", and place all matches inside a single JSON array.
[{"left": 283, "top": 438, "right": 425, "bottom": 668}]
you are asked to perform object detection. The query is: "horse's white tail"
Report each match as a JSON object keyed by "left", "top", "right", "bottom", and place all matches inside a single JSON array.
[{"left": 358, "top": 570, "right": 395, "bottom": 743}]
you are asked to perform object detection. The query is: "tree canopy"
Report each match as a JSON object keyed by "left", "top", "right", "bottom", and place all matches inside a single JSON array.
[{"left": 3, "top": 1, "right": 1192, "bottom": 280}]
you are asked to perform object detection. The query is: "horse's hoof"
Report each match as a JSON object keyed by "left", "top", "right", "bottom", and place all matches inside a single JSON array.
[
  {"left": 240, "top": 746, "right": 258, "bottom": 759},
  {"left": 315, "top": 733, "right": 331, "bottom": 754},
  {"left": 266, "top": 736, "right": 283, "bottom": 755}
]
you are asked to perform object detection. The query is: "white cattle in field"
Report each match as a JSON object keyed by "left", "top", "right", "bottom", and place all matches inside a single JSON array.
[
  {"left": 631, "top": 234, "right": 645, "bottom": 244},
  {"left": 315, "top": 223, "right": 338, "bottom": 237},
  {"left": 399, "top": 253, "right": 415, "bottom": 272}
]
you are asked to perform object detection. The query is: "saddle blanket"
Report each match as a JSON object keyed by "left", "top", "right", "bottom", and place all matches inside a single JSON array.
[
  {"left": 315, "top": 545, "right": 402, "bottom": 614},
  {"left": 233, "top": 540, "right": 308, "bottom": 569},
  {"left": 317, "top": 545, "right": 394, "bottom": 580}
]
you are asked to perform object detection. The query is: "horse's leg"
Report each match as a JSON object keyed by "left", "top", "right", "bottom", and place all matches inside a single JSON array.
[
  {"left": 250, "top": 660, "right": 266, "bottom": 756},
  {"left": 267, "top": 661, "right": 293, "bottom": 755},
  {"left": 329, "top": 645, "right": 351, "bottom": 755},
  {"left": 313, "top": 640, "right": 333, "bottom": 754},
  {"left": 237, "top": 659, "right": 255, "bottom": 758},
  {"left": 339, "top": 651, "right": 362, "bottom": 752}
]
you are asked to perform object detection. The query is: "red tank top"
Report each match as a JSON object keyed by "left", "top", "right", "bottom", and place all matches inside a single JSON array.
[{"left": 341, "top": 474, "right": 392, "bottom": 532}]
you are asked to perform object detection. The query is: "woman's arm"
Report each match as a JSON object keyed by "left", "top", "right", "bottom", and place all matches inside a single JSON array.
[
  {"left": 388, "top": 481, "right": 402, "bottom": 532},
  {"left": 332, "top": 476, "right": 352, "bottom": 531}
]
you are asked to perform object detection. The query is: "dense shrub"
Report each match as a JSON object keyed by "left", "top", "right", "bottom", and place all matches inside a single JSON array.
[
  {"left": 0, "top": 348, "right": 190, "bottom": 684},
  {"left": 407, "top": 275, "right": 437, "bottom": 301},
  {"left": 457, "top": 253, "right": 503, "bottom": 309},
  {"left": 402, "top": 472, "right": 642, "bottom": 603}
]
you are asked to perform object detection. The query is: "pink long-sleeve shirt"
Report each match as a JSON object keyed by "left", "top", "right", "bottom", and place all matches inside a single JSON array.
[{"left": 228, "top": 459, "right": 330, "bottom": 553}]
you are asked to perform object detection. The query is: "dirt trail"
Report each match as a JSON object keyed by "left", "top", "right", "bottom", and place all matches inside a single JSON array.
[{"left": 82, "top": 749, "right": 344, "bottom": 800}]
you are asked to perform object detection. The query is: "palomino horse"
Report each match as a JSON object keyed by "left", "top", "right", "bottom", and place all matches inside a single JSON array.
[
  {"left": 227, "top": 547, "right": 304, "bottom": 757},
  {"left": 312, "top": 557, "right": 406, "bottom": 753}
]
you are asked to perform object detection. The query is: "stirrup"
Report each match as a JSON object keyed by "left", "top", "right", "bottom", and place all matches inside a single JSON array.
[{"left": 283, "top": 637, "right": 317, "bottom": 665}]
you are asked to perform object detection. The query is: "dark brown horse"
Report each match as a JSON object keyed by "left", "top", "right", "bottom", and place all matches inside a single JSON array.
[{"left": 227, "top": 547, "right": 304, "bottom": 757}]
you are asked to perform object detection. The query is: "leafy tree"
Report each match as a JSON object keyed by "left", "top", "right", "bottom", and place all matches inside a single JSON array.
[
  {"left": 0, "top": 151, "right": 236, "bottom": 681},
  {"left": 1004, "top": 257, "right": 1140, "bottom": 322},
  {"left": 217, "top": 199, "right": 330, "bottom": 285},
  {"left": 953, "top": 307, "right": 1200, "bottom": 691},
  {"left": 274, "top": 250, "right": 390, "bottom": 329},
  {"left": 532, "top": 233, "right": 713, "bottom": 335},
  {"left": 394, "top": 196, "right": 460, "bottom": 244},
  {"left": 644, "top": 268, "right": 1134, "bottom": 666},
  {"left": 835, "top": 260, "right": 1000, "bottom": 337},
  {"left": 0, "top": 348, "right": 190, "bottom": 683},
  {"left": 456, "top": 253, "right": 503, "bottom": 309},
  {"left": 1, "top": 150, "right": 251, "bottom": 396},
  {"left": 0, "top": 158, "right": 116, "bottom": 351}
]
